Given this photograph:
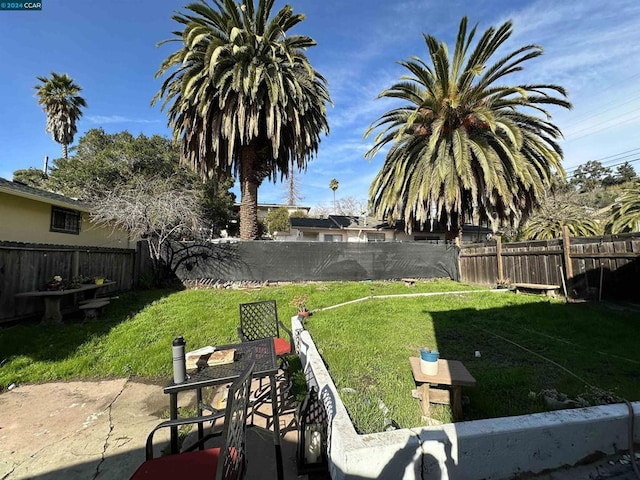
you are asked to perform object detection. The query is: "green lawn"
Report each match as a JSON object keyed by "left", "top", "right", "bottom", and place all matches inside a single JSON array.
[
  {"left": 0, "top": 279, "right": 479, "bottom": 388},
  {"left": 2, "top": 281, "right": 636, "bottom": 437},
  {"left": 305, "top": 291, "right": 640, "bottom": 433}
]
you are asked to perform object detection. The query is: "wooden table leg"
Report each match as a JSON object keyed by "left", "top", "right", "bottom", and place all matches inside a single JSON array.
[
  {"left": 452, "top": 386, "right": 462, "bottom": 421},
  {"left": 420, "top": 383, "right": 430, "bottom": 418}
]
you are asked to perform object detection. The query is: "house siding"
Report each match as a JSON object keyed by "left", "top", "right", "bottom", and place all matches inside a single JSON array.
[{"left": 0, "top": 192, "right": 131, "bottom": 248}]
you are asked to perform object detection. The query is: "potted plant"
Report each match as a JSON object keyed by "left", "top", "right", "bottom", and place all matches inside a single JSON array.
[
  {"left": 290, "top": 294, "right": 310, "bottom": 319},
  {"left": 46, "top": 275, "right": 63, "bottom": 291}
]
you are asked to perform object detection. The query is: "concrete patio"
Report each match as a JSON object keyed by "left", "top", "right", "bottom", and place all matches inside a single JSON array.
[
  {"left": 0, "top": 377, "right": 326, "bottom": 480},
  {"left": 1, "top": 375, "right": 638, "bottom": 480}
]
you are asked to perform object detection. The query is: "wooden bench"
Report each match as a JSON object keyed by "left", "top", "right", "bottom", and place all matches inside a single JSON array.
[
  {"left": 79, "top": 299, "right": 110, "bottom": 320},
  {"left": 513, "top": 283, "right": 561, "bottom": 297},
  {"left": 409, "top": 357, "right": 476, "bottom": 421}
]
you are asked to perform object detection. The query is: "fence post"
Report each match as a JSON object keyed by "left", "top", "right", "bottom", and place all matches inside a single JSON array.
[
  {"left": 562, "top": 225, "right": 573, "bottom": 282},
  {"left": 133, "top": 241, "right": 142, "bottom": 288},
  {"left": 495, "top": 235, "right": 504, "bottom": 284},
  {"left": 72, "top": 250, "right": 80, "bottom": 279}
]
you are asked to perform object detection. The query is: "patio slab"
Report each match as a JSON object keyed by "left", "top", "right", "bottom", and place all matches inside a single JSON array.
[{"left": 0, "top": 378, "right": 320, "bottom": 480}]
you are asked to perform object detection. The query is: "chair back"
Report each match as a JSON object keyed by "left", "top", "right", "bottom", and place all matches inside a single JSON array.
[
  {"left": 217, "top": 360, "right": 254, "bottom": 480},
  {"left": 239, "top": 300, "right": 280, "bottom": 341}
]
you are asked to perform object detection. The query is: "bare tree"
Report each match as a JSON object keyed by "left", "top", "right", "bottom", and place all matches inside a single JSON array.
[
  {"left": 310, "top": 197, "right": 369, "bottom": 217},
  {"left": 283, "top": 160, "right": 304, "bottom": 205},
  {"left": 90, "top": 177, "right": 203, "bottom": 282},
  {"left": 335, "top": 196, "right": 368, "bottom": 216},
  {"left": 309, "top": 204, "right": 331, "bottom": 217}
]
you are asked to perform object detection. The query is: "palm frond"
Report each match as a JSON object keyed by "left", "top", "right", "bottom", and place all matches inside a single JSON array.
[{"left": 365, "top": 16, "right": 571, "bottom": 238}]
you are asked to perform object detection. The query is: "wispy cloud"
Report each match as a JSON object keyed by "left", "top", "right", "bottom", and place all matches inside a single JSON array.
[
  {"left": 86, "top": 115, "right": 161, "bottom": 124},
  {"left": 502, "top": 0, "right": 640, "bottom": 90}
]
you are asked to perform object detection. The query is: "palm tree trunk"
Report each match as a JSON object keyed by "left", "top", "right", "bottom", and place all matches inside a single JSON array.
[
  {"left": 62, "top": 143, "right": 68, "bottom": 159},
  {"left": 239, "top": 146, "right": 260, "bottom": 240}
]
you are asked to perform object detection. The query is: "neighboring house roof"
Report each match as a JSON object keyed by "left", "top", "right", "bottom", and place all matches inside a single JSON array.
[
  {"left": 393, "top": 219, "right": 493, "bottom": 235},
  {"left": 0, "top": 177, "right": 91, "bottom": 212},
  {"left": 290, "top": 215, "right": 392, "bottom": 231},
  {"left": 290, "top": 217, "right": 340, "bottom": 229},
  {"left": 291, "top": 215, "right": 494, "bottom": 237},
  {"left": 232, "top": 203, "right": 312, "bottom": 211}
]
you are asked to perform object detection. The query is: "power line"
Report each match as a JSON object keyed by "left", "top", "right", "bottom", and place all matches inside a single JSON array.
[
  {"left": 565, "top": 156, "right": 640, "bottom": 180},
  {"left": 565, "top": 147, "right": 640, "bottom": 174},
  {"left": 559, "top": 72, "right": 640, "bottom": 133},
  {"left": 561, "top": 93, "right": 640, "bottom": 134},
  {"left": 563, "top": 110, "right": 640, "bottom": 142}
]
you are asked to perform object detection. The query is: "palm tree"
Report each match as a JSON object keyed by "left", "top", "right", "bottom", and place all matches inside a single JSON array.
[
  {"left": 154, "top": 0, "right": 331, "bottom": 240},
  {"left": 34, "top": 72, "right": 87, "bottom": 159},
  {"left": 329, "top": 178, "right": 339, "bottom": 212},
  {"left": 365, "top": 17, "right": 571, "bottom": 242},
  {"left": 607, "top": 180, "right": 640, "bottom": 233},
  {"left": 521, "top": 190, "right": 602, "bottom": 240}
]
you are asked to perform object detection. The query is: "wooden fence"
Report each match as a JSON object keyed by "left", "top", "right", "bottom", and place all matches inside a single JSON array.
[
  {"left": 460, "top": 229, "right": 640, "bottom": 301},
  {"left": 0, "top": 241, "right": 144, "bottom": 323}
]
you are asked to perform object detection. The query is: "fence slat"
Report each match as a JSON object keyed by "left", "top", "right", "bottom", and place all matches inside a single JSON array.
[
  {"left": 460, "top": 233, "right": 639, "bottom": 301},
  {"left": 1, "top": 241, "right": 142, "bottom": 323}
]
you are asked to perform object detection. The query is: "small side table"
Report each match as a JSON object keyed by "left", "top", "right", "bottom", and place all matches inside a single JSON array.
[{"left": 409, "top": 357, "right": 476, "bottom": 421}]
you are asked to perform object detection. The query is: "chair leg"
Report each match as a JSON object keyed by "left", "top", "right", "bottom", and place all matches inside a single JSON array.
[
  {"left": 277, "top": 359, "right": 293, "bottom": 407},
  {"left": 248, "top": 363, "right": 294, "bottom": 431},
  {"left": 249, "top": 380, "right": 274, "bottom": 429}
]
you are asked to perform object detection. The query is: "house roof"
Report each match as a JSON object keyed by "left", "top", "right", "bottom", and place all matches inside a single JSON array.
[
  {"left": 290, "top": 215, "right": 392, "bottom": 231},
  {"left": 290, "top": 216, "right": 339, "bottom": 229},
  {"left": 392, "top": 219, "right": 493, "bottom": 234},
  {"left": 0, "top": 177, "right": 92, "bottom": 212},
  {"left": 232, "top": 203, "right": 312, "bottom": 211}
]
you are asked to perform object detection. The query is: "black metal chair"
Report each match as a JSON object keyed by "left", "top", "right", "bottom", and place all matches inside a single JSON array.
[
  {"left": 238, "top": 300, "right": 294, "bottom": 357},
  {"left": 130, "top": 361, "right": 255, "bottom": 480},
  {"left": 238, "top": 300, "right": 294, "bottom": 416}
]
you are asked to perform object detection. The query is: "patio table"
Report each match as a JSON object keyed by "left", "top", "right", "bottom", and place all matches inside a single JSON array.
[
  {"left": 14, "top": 281, "right": 116, "bottom": 324},
  {"left": 409, "top": 357, "right": 476, "bottom": 421},
  {"left": 164, "top": 337, "right": 283, "bottom": 480}
]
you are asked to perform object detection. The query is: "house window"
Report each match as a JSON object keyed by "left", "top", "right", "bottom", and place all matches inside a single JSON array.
[
  {"left": 50, "top": 206, "right": 81, "bottom": 234},
  {"left": 324, "top": 234, "right": 342, "bottom": 242},
  {"left": 367, "top": 233, "right": 385, "bottom": 242}
]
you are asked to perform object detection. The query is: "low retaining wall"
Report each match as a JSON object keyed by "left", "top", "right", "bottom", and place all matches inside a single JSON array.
[{"left": 291, "top": 316, "right": 640, "bottom": 480}]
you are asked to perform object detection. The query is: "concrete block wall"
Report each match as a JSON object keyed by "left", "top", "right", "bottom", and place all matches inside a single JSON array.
[{"left": 291, "top": 316, "right": 640, "bottom": 480}]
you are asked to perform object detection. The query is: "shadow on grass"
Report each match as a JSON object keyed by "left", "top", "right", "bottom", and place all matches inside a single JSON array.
[
  {"left": 0, "top": 288, "right": 178, "bottom": 384},
  {"left": 428, "top": 299, "right": 640, "bottom": 421}
]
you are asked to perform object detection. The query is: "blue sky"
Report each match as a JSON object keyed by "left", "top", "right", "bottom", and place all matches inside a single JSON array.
[{"left": 1, "top": 0, "right": 639, "bottom": 212}]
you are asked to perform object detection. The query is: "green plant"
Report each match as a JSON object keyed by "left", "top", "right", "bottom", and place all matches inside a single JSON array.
[{"left": 289, "top": 294, "right": 309, "bottom": 312}]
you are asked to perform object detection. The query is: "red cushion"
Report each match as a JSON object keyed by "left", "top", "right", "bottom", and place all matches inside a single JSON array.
[
  {"left": 273, "top": 337, "right": 291, "bottom": 356},
  {"left": 130, "top": 447, "right": 220, "bottom": 480}
]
